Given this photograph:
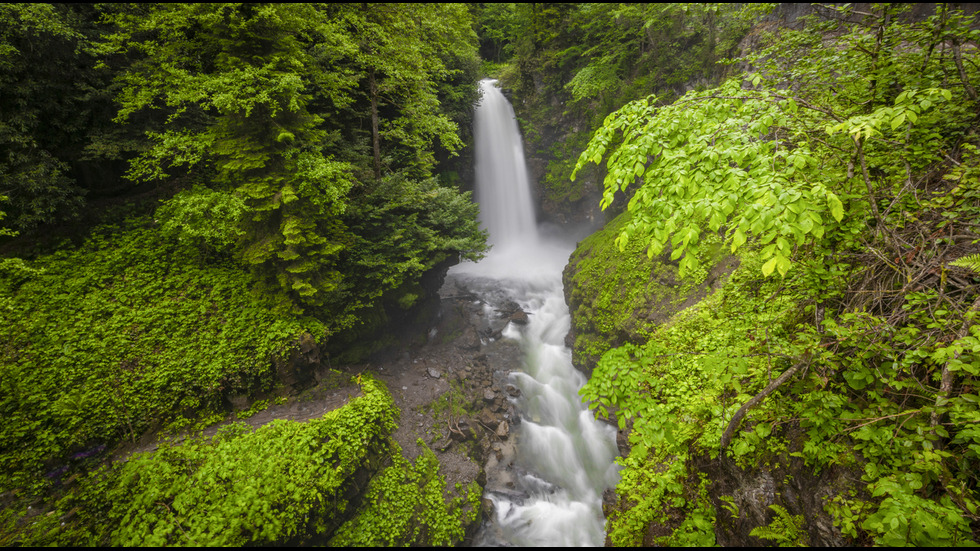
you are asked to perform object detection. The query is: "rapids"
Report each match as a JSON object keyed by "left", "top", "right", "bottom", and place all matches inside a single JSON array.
[{"left": 452, "top": 79, "right": 620, "bottom": 546}]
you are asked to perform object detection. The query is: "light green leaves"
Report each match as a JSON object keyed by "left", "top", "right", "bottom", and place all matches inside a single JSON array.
[
  {"left": 827, "top": 87, "right": 952, "bottom": 140},
  {"left": 827, "top": 192, "right": 844, "bottom": 222},
  {"left": 574, "top": 78, "right": 842, "bottom": 279}
]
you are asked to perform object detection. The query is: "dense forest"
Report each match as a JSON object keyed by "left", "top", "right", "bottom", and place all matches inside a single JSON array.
[{"left": 2, "top": 2, "right": 980, "bottom": 547}]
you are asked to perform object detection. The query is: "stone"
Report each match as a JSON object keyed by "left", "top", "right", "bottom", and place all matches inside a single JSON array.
[
  {"left": 505, "top": 384, "right": 521, "bottom": 397},
  {"left": 229, "top": 394, "right": 249, "bottom": 410},
  {"left": 495, "top": 420, "right": 509, "bottom": 439},
  {"left": 483, "top": 389, "right": 496, "bottom": 402},
  {"left": 427, "top": 367, "right": 442, "bottom": 379},
  {"left": 457, "top": 326, "right": 482, "bottom": 351},
  {"left": 508, "top": 310, "right": 529, "bottom": 325},
  {"left": 478, "top": 408, "right": 500, "bottom": 430}
]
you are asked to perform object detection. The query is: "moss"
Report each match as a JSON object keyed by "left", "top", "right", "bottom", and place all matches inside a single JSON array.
[{"left": 563, "top": 210, "right": 735, "bottom": 372}]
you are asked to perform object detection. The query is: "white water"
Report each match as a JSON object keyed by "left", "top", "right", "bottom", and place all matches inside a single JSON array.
[{"left": 453, "top": 79, "right": 620, "bottom": 546}]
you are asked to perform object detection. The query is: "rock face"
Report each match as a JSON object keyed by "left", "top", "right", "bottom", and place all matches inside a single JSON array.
[
  {"left": 562, "top": 210, "right": 738, "bottom": 375},
  {"left": 272, "top": 331, "right": 321, "bottom": 391},
  {"left": 695, "top": 450, "right": 853, "bottom": 547}
]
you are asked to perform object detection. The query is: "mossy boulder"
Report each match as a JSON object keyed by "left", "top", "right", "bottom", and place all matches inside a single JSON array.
[{"left": 562, "top": 211, "right": 738, "bottom": 374}]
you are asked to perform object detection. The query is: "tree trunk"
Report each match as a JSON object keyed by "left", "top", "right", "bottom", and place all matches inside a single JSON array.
[{"left": 369, "top": 68, "right": 381, "bottom": 180}]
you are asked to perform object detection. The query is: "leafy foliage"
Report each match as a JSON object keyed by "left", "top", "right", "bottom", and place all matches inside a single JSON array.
[
  {"left": 487, "top": 3, "right": 754, "bottom": 210},
  {"left": 0, "top": 5, "right": 488, "bottom": 522},
  {"left": 582, "top": 252, "right": 799, "bottom": 545},
  {"left": 0, "top": 3, "right": 487, "bottom": 546},
  {"left": 330, "top": 442, "right": 481, "bottom": 547},
  {"left": 565, "top": 209, "right": 728, "bottom": 371},
  {"left": 575, "top": 4, "right": 980, "bottom": 546},
  {"left": 90, "top": 3, "right": 486, "bottom": 314},
  {"left": 0, "top": 4, "right": 92, "bottom": 232},
  {"left": 749, "top": 504, "right": 806, "bottom": 546},
  {"left": 0, "top": 216, "right": 322, "bottom": 495},
  {"left": 21, "top": 376, "right": 397, "bottom": 546}
]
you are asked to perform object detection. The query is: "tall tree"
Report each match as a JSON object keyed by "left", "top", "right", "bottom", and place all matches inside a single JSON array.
[
  {"left": 100, "top": 3, "right": 485, "bottom": 318},
  {"left": 101, "top": 4, "right": 359, "bottom": 308},
  {"left": 0, "top": 4, "right": 87, "bottom": 232}
]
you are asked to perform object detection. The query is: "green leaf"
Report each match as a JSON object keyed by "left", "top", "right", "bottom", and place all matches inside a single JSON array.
[
  {"left": 731, "top": 228, "right": 747, "bottom": 252},
  {"left": 762, "top": 257, "right": 777, "bottom": 277},
  {"left": 776, "top": 254, "right": 791, "bottom": 277},
  {"left": 891, "top": 112, "right": 906, "bottom": 130},
  {"left": 827, "top": 193, "right": 844, "bottom": 222}
]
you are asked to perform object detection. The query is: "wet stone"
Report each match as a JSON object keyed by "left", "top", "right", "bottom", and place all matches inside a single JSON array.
[
  {"left": 483, "top": 389, "right": 496, "bottom": 402},
  {"left": 478, "top": 408, "right": 500, "bottom": 430},
  {"left": 495, "top": 420, "right": 509, "bottom": 439}
]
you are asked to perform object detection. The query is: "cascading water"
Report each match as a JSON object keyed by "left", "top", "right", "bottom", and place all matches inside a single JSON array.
[
  {"left": 472, "top": 79, "right": 538, "bottom": 251},
  {"left": 452, "top": 79, "right": 620, "bottom": 546}
]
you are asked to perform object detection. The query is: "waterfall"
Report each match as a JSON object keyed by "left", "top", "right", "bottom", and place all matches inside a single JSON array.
[
  {"left": 453, "top": 79, "right": 620, "bottom": 546},
  {"left": 473, "top": 79, "right": 538, "bottom": 251}
]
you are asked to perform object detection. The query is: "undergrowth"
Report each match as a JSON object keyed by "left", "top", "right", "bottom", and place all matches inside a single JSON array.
[
  {"left": 1, "top": 376, "right": 481, "bottom": 546},
  {"left": 0, "top": 215, "right": 323, "bottom": 497},
  {"left": 577, "top": 5, "right": 980, "bottom": 546}
]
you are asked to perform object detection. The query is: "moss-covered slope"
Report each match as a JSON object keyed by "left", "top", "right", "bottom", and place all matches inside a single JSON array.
[
  {"left": 562, "top": 210, "right": 737, "bottom": 374},
  {"left": 9, "top": 376, "right": 480, "bottom": 546},
  {"left": 0, "top": 216, "right": 326, "bottom": 495}
]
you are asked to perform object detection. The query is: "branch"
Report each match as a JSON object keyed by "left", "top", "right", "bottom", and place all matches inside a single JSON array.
[
  {"left": 952, "top": 40, "right": 979, "bottom": 103},
  {"left": 720, "top": 362, "right": 802, "bottom": 450},
  {"left": 930, "top": 295, "right": 980, "bottom": 434}
]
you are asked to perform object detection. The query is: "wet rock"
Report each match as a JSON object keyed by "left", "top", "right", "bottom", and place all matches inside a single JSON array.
[
  {"left": 495, "top": 420, "right": 509, "bottom": 439},
  {"left": 505, "top": 384, "right": 521, "bottom": 397},
  {"left": 273, "top": 331, "right": 320, "bottom": 390},
  {"left": 602, "top": 487, "right": 618, "bottom": 515},
  {"left": 229, "top": 394, "right": 249, "bottom": 410},
  {"left": 494, "top": 300, "right": 530, "bottom": 325},
  {"left": 508, "top": 310, "right": 529, "bottom": 325},
  {"left": 696, "top": 450, "right": 853, "bottom": 547},
  {"left": 493, "top": 397, "right": 508, "bottom": 413},
  {"left": 457, "top": 326, "right": 482, "bottom": 351},
  {"left": 478, "top": 408, "right": 500, "bottom": 430},
  {"left": 483, "top": 389, "right": 496, "bottom": 402}
]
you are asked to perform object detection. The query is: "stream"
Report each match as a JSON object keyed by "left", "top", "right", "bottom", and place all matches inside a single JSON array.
[{"left": 452, "top": 79, "right": 620, "bottom": 546}]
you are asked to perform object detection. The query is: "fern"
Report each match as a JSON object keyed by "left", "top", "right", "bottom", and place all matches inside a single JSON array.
[
  {"left": 950, "top": 254, "right": 980, "bottom": 275},
  {"left": 749, "top": 504, "right": 807, "bottom": 547}
]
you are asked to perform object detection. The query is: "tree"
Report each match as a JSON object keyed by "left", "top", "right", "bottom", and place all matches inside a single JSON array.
[
  {"left": 101, "top": 4, "right": 358, "bottom": 310},
  {"left": 100, "top": 3, "right": 485, "bottom": 319},
  {"left": 329, "top": 3, "right": 478, "bottom": 179},
  {"left": 0, "top": 4, "right": 88, "bottom": 232}
]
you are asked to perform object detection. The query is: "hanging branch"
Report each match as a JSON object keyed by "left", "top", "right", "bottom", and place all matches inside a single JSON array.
[{"left": 720, "top": 362, "right": 803, "bottom": 450}]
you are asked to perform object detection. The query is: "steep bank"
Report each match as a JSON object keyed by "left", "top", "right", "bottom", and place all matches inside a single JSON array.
[
  {"left": 563, "top": 211, "right": 737, "bottom": 376},
  {"left": 561, "top": 5, "right": 980, "bottom": 546}
]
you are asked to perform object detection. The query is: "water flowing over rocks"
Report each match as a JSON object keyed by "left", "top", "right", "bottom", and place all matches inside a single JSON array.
[{"left": 450, "top": 79, "right": 620, "bottom": 546}]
